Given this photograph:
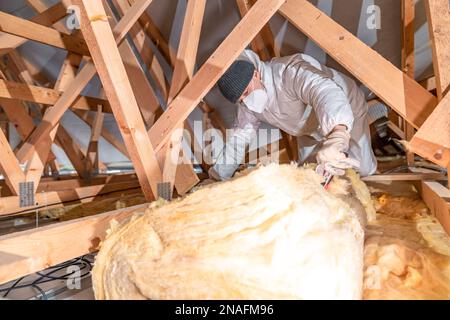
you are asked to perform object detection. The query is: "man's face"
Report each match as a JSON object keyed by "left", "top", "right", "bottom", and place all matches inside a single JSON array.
[{"left": 238, "top": 70, "right": 264, "bottom": 103}]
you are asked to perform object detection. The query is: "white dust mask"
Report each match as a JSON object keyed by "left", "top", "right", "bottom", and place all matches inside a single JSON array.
[{"left": 243, "top": 89, "right": 268, "bottom": 113}]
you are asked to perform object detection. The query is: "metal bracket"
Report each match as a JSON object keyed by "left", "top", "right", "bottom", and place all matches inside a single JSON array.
[
  {"left": 19, "top": 181, "right": 35, "bottom": 207},
  {"left": 157, "top": 182, "right": 172, "bottom": 201}
]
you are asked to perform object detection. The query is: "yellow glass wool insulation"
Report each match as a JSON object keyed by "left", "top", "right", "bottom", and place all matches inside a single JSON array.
[
  {"left": 363, "top": 194, "right": 450, "bottom": 300},
  {"left": 92, "top": 164, "right": 367, "bottom": 300}
]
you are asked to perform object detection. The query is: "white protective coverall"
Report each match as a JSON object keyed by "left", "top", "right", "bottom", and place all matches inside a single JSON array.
[{"left": 212, "top": 50, "right": 377, "bottom": 179}]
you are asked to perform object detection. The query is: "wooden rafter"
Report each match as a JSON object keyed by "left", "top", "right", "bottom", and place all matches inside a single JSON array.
[
  {"left": 162, "top": 0, "right": 207, "bottom": 196},
  {"left": 148, "top": 0, "right": 286, "bottom": 154},
  {"left": 0, "top": 128, "right": 24, "bottom": 196},
  {"left": 0, "top": 79, "right": 111, "bottom": 112},
  {"left": 409, "top": 0, "right": 450, "bottom": 169},
  {"left": 73, "top": 109, "right": 129, "bottom": 158},
  {"left": 73, "top": 0, "right": 162, "bottom": 200},
  {"left": 409, "top": 93, "right": 450, "bottom": 168},
  {"left": 107, "top": 0, "right": 200, "bottom": 195},
  {"left": 401, "top": 0, "right": 416, "bottom": 166},
  {"left": 425, "top": 0, "right": 450, "bottom": 100},
  {"left": 278, "top": 0, "right": 438, "bottom": 130},
  {"left": 0, "top": 179, "right": 141, "bottom": 216},
  {"left": 85, "top": 106, "right": 105, "bottom": 176},
  {"left": 0, "top": 11, "right": 89, "bottom": 56},
  {"left": 0, "top": 1, "right": 69, "bottom": 56},
  {"left": 103, "top": 0, "right": 160, "bottom": 127},
  {"left": 14, "top": 0, "right": 158, "bottom": 165}
]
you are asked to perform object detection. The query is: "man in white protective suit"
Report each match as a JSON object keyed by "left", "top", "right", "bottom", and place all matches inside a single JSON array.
[{"left": 208, "top": 49, "right": 378, "bottom": 180}]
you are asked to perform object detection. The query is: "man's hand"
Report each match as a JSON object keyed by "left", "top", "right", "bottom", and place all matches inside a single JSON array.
[{"left": 316, "top": 127, "right": 360, "bottom": 176}]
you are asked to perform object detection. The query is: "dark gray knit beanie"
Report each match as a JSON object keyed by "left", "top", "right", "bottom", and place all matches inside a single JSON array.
[{"left": 218, "top": 60, "right": 255, "bottom": 104}]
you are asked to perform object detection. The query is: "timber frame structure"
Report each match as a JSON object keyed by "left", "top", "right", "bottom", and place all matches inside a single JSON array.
[{"left": 0, "top": 0, "right": 449, "bottom": 284}]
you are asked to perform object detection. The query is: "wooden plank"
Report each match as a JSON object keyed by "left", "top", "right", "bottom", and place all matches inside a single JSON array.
[
  {"left": 13, "top": 0, "right": 158, "bottom": 164},
  {"left": 112, "top": 0, "right": 170, "bottom": 100},
  {"left": 0, "top": 179, "right": 141, "bottom": 216},
  {"left": 34, "top": 173, "right": 138, "bottom": 193},
  {"left": 401, "top": 0, "right": 416, "bottom": 166},
  {"left": 0, "top": 79, "right": 111, "bottom": 112},
  {"left": 73, "top": 109, "right": 129, "bottom": 158},
  {"left": 0, "top": 11, "right": 90, "bottom": 56},
  {"left": 128, "top": 0, "right": 173, "bottom": 66},
  {"left": 103, "top": 0, "right": 160, "bottom": 127},
  {"left": 236, "top": 0, "right": 273, "bottom": 61},
  {"left": 107, "top": 0, "right": 199, "bottom": 195},
  {"left": 0, "top": 128, "right": 24, "bottom": 196},
  {"left": 362, "top": 173, "right": 446, "bottom": 182},
  {"left": 0, "top": 1, "right": 69, "bottom": 55},
  {"left": 425, "top": 0, "right": 450, "bottom": 99},
  {"left": 74, "top": 0, "right": 162, "bottom": 200},
  {"left": 0, "top": 111, "right": 8, "bottom": 142},
  {"left": 167, "top": 0, "right": 207, "bottom": 102},
  {"left": 419, "top": 76, "right": 437, "bottom": 92},
  {"left": 85, "top": 106, "right": 104, "bottom": 176},
  {"left": 113, "top": 0, "right": 154, "bottom": 44},
  {"left": 25, "top": 0, "right": 69, "bottom": 34},
  {"left": 409, "top": 92, "right": 450, "bottom": 168},
  {"left": 0, "top": 203, "right": 147, "bottom": 284},
  {"left": 25, "top": 53, "right": 89, "bottom": 187},
  {"left": 162, "top": 0, "right": 206, "bottom": 196},
  {"left": 421, "top": 181, "right": 450, "bottom": 236},
  {"left": 148, "top": 0, "right": 285, "bottom": 153},
  {"left": 15, "top": 63, "right": 98, "bottom": 164},
  {"left": 278, "top": 0, "right": 438, "bottom": 129}
]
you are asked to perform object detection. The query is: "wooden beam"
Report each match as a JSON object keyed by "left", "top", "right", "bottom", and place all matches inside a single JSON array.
[
  {"left": 362, "top": 172, "right": 446, "bottom": 182},
  {"left": 85, "top": 106, "right": 104, "bottom": 176},
  {"left": 409, "top": 93, "right": 450, "bottom": 168},
  {"left": 235, "top": 0, "right": 274, "bottom": 61},
  {"left": 425, "top": 0, "right": 450, "bottom": 99},
  {"left": 128, "top": 0, "right": 173, "bottom": 66},
  {"left": 421, "top": 181, "right": 450, "bottom": 236},
  {"left": 419, "top": 76, "right": 437, "bottom": 92},
  {"left": 161, "top": 0, "right": 206, "bottom": 196},
  {"left": 34, "top": 173, "right": 137, "bottom": 192},
  {"left": 0, "top": 79, "right": 111, "bottom": 112},
  {"left": 0, "top": 11, "right": 90, "bottom": 56},
  {"left": 14, "top": 52, "right": 89, "bottom": 187},
  {"left": 111, "top": 0, "right": 170, "bottom": 101},
  {"left": 0, "top": 1, "right": 69, "bottom": 55},
  {"left": 74, "top": 0, "right": 162, "bottom": 200},
  {"left": 167, "top": 0, "right": 207, "bottom": 102},
  {"left": 278, "top": 0, "right": 438, "bottom": 129},
  {"left": 0, "top": 128, "right": 24, "bottom": 196},
  {"left": 0, "top": 179, "right": 141, "bottom": 216},
  {"left": 0, "top": 203, "right": 147, "bottom": 284},
  {"left": 148, "top": 0, "right": 285, "bottom": 153},
  {"left": 73, "top": 109, "right": 129, "bottom": 158},
  {"left": 103, "top": 0, "right": 160, "bottom": 127},
  {"left": 107, "top": 0, "right": 199, "bottom": 195},
  {"left": 15, "top": 63, "right": 98, "bottom": 164},
  {"left": 14, "top": 0, "right": 157, "bottom": 164},
  {"left": 25, "top": 0, "right": 69, "bottom": 34},
  {"left": 401, "top": 0, "right": 416, "bottom": 166}
]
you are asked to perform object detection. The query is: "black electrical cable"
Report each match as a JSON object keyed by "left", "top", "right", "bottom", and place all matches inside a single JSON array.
[
  {"left": 0, "top": 254, "right": 94, "bottom": 299},
  {"left": 2, "top": 276, "right": 25, "bottom": 298}
]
